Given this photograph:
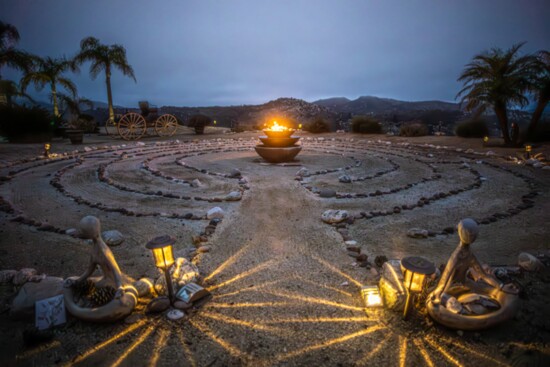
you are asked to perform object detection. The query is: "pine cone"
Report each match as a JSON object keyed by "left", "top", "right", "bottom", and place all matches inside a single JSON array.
[
  {"left": 73, "top": 279, "right": 95, "bottom": 298},
  {"left": 90, "top": 286, "right": 116, "bottom": 306}
]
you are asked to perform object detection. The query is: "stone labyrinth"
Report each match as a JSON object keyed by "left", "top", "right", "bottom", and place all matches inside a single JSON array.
[{"left": 0, "top": 136, "right": 546, "bottom": 366}]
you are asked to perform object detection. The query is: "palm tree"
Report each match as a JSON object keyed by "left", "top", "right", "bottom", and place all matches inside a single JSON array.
[
  {"left": 0, "top": 20, "right": 35, "bottom": 79},
  {"left": 526, "top": 50, "right": 550, "bottom": 138},
  {"left": 20, "top": 56, "right": 77, "bottom": 117},
  {"left": 74, "top": 37, "right": 136, "bottom": 123},
  {"left": 457, "top": 43, "right": 536, "bottom": 144},
  {"left": 0, "top": 79, "right": 34, "bottom": 106}
]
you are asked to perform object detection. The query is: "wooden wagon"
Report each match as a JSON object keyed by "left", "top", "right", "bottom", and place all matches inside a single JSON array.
[{"left": 104, "top": 101, "right": 178, "bottom": 140}]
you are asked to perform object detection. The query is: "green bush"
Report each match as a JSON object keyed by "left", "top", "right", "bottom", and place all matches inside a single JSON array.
[
  {"left": 399, "top": 121, "right": 429, "bottom": 137},
  {"left": 305, "top": 116, "right": 331, "bottom": 133},
  {"left": 187, "top": 114, "right": 211, "bottom": 135},
  {"left": 455, "top": 118, "right": 489, "bottom": 138},
  {"left": 351, "top": 115, "right": 383, "bottom": 134},
  {"left": 0, "top": 105, "right": 54, "bottom": 142}
]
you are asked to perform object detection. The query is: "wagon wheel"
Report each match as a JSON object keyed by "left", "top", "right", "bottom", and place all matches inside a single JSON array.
[
  {"left": 117, "top": 113, "right": 146, "bottom": 141},
  {"left": 104, "top": 117, "right": 118, "bottom": 136},
  {"left": 154, "top": 114, "right": 178, "bottom": 137}
]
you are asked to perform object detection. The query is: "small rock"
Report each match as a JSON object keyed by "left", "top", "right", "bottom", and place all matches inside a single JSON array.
[
  {"left": 356, "top": 254, "right": 368, "bottom": 262},
  {"left": 13, "top": 268, "right": 37, "bottom": 286},
  {"left": 166, "top": 309, "right": 185, "bottom": 321},
  {"left": 319, "top": 189, "right": 336, "bottom": 198},
  {"left": 190, "top": 179, "right": 202, "bottom": 188},
  {"left": 457, "top": 330, "right": 464, "bottom": 337},
  {"left": 374, "top": 255, "right": 388, "bottom": 267},
  {"left": 65, "top": 228, "right": 78, "bottom": 236},
  {"left": 124, "top": 313, "right": 145, "bottom": 324},
  {"left": 296, "top": 168, "right": 310, "bottom": 177},
  {"left": 207, "top": 207, "right": 224, "bottom": 220},
  {"left": 132, "top": 278, "right": 154, "bottom": 297},
  {"left": 145, "top": 296, "right": 171, "bottom": 314},
  {"left": 174, "top": 300, "right": 193, "bottom": 310},
  {"left": 102, "top": 230, "right": 124, "bottom": 246},
  {"left": 197, "top": 246, "right": 211, "bottom": 253},
  {"left": 228, "top": 169, "right": 241, "bottom": 178},
  {"left": 338, "top": 174, "right": 351, "bottom": 183},
  {"left": 407, "top": 228, "right": 429, "bottom": 239},
  {"left": 340, "top": 281, "right": 349, "bottom": 287},
  {"left": 321, "top": 210, "right": 349, "bottom": 224},
  {"left": 518, "top": 252, "right": 543, "bottom": 272},
  {"left": 225, "top": 191, "right": 242, "bottom": 201}
]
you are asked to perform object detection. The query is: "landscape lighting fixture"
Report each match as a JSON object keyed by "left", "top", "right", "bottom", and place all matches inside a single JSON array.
[
  {"left": 525, "top": 144, "right": 532, "bottom": 158},
  {"left": 44, "top": 143, "right": 51, "bottom": 158},
  {"left": 401, "top": 256, "right": 435, "bottom": 320},
  {"left": 361, "top": 285, "right": 383, "bottom": 307},
  {"left": 146, "top": 235, "right": 176, "bottom": 302}
]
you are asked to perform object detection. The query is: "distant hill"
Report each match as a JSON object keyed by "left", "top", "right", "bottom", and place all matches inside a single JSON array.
[{"left": 313, "top": 96, "right": 460, "bottom": 114}]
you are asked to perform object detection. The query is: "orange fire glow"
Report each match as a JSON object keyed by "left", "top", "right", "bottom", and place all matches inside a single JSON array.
[{"left": 264, "top": 120, "right": 293, "bottom": 132}]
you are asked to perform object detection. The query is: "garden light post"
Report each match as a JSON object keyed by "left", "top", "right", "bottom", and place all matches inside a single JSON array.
[
  {"left": 401, "top": 256, "right": 435, "bottom": 320},
  {"left": 146, "top": 235, "right": 176, "bottom": 303}
]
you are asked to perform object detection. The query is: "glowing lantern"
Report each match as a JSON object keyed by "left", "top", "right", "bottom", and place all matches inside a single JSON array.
[
  {"left": 298, "top": 123, "right": 302, "bottom": 130},
  {"left": 361, "top": 285, "right": 383, "bottom": 307},
  {"left": 525, "top": 144, "right": 532, "bottom": 158},
  {"left": 483, "top": 136, "right": 489, "bottom": 143},
  {"left": 146, "top": 235, "right": 176, "bottom": 302},
  {"left": 44, "top": 143, "right": 51, "bottom": 158},
  {"left": 401, "top": 256, "right": 435, "bottom": 320}
]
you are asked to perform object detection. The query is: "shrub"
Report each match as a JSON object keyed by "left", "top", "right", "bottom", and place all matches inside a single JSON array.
[
  {"left": 0, "top": 105, "right": 54, "bottom": 142},
  {"left": 399, "top": 121, "right": 429, "bottom": 137},
  {"left": 305, "top": 116, "right": 331, "bottom": 133},
  {"left": 351, "top": 115, "right": 383, "bottom": 134},
  {"left": 455, "top": 118, "right": 489, "bottom": 138},
  {"left": 72, "top": 114, "right": 97, "bottom": 133},
  {"left": 187, "top": 114, "right": 211, "bottom": 135}
]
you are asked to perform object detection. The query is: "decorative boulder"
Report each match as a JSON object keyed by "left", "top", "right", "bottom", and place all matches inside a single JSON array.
[
  {"left": 321, "top": 210, "right": 349, "bottom": 224},
  {"left": 102, "top": 230, "right": 125, "bottom": 246},
  {"left": 379, "top": 260, "right": 406, "bottom": 311},
  {"left": 10, "top": 277, "right": 64, "bottom": 320},
  {"left": 155, "top": 258, "right": 200, "bottom": 295},
  {"left": 207, "top": 207, "right": 224, "bottom": 220}
]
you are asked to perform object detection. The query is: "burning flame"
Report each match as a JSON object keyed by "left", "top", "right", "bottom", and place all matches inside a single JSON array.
[{"left": 264, "top": 120, "right": 293, "bottom": 132}]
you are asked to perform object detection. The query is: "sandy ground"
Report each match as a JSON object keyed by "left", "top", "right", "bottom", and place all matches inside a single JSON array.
[{"left": 0, "top": 129, "right": 549, "bottom": 366}]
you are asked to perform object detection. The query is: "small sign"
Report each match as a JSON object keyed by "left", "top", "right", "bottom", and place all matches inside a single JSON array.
[
  {"left": 35, "top": 294, "right": 66, "bottom": 330},
  {"left": 176, "top": 282, "right": 209, "bottom": 303}
]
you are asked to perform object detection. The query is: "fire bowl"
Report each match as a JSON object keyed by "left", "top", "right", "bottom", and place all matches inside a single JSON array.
[
  {"left": 255, "top": 145, "right": 302, "bottom": 163},
  {"left": 262, "top": 129, "right": 295, "bottom": 139},
  {"left": 259, "top": 136, "right": 300, "bottom": 147}
]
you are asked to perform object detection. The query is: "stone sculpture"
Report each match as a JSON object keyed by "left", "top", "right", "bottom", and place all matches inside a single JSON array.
[
  {"left": 426, "top": 218, "right": 519, "bottom": 330},
  {"left": 63, "top": 216, "right": 137, "bottom": 322}
]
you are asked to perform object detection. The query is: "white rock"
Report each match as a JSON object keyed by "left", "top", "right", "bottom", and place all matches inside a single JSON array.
[
  {"left": 338, "top": 174, "right": 351, "bottom": 183},
  {"left": 102, "top": 230, "right": 124, "bottom": 246},
  {"left": 542, "top": 166, "right": 550, "bottom": 170},
  {"left": 225, "top": 191, "right": 242, "bottom": 201},
  {"left": 518, "top": 252, "right": 543, "bottom": 272},
  {"left": 65, "top": 228, "right": 78, "bottom": 236},
  {"left": 84, "top": 146, "right": 92, "bottom": 152},
  {"left": 321, "top": 210, "right": 349, "bottom": 224},
  {"left": 296, "top": 168, "right": 310, "bottom": 177},
  {"left": 166, "top": 309, "right": 185, "bottom": 320},
  {"left": 190, "top": 179, "right": 202, "bottom": 188},
  {"left": 207, "top": 207, "right": 224, "bottom": 220},
  {"left": 344, "top": 240, "right": 357, "bottom": 246}
]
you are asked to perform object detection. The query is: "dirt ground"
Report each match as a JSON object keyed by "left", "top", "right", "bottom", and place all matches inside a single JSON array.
[{"left": 0, "top": 128, "right": 549, "bottom": 366}]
